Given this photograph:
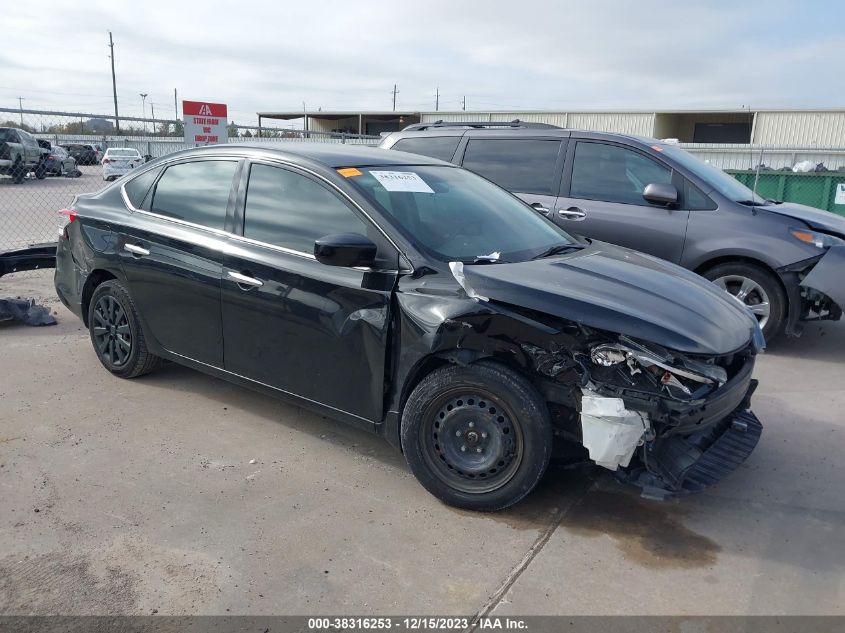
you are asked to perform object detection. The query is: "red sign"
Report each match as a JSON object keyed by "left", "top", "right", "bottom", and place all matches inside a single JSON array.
[
  {"left": 182, "top": 100, "right": 228, "bottom": 118},
  {"left": 182, "top": 100, "right": 228, "bottom": 146}
]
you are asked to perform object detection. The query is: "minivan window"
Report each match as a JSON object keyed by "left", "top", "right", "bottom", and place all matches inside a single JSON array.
[
  {"left": 392, "top": 137, "right": 461, "bottom": 162},
  {"left": 570, "top": 141, "right": 672, "bottom": 205},
  {"left": 462, "top": 139, "right": 561, "bottom": 196},
  {"left": 150, "top": 160, "right": 237, "bottom": 229},
  {"left": 243, "top": 164, "right": 367, "bottom": 254},
  {"left": 658, "top": 143, "right": 767, "bottom": 205},
  {"left": 124, "top": 167, "right": 163, "bottom": 209}
]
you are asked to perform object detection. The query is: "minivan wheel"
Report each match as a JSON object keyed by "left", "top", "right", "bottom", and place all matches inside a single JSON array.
[
  {"left": 401, "top": 361, "right": 553, "bottom": 511},
  {"left": 88, "top": 280, "right": 161, "bottom": 378},
  {"left": 703, "top": 262, "right": 786, "bottom": 341}
]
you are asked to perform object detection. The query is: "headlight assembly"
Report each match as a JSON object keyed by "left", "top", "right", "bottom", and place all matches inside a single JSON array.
[{"left": 790, "top": 228, "right": 845, "bottom": 250}]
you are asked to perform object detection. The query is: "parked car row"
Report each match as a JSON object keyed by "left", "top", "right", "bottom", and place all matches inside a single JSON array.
[
  {"left": 1, "top": 126, "right": 148, "bottom": 183},
  {"left": 380, "top": 121, "right": 845, "bottom": 341},
  {"left": 56, "top": 142, "right": 782, "bottom": 512}
]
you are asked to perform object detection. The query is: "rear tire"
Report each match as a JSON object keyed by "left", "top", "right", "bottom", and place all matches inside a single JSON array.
[
  {"left": 35, "top": 163, "right": 47, "bottom": 179},
  {"left": 401, "top": 361, "right": 553, "bottom": 511},
  {"left": 11, "top": 159, "right": 24, "bottom": 184},
  {"left": 88, "top": 280, "right": 161, "bottom": 379},
  {"left": 702, "top": 262, "right": 787, "bottom": 342}
]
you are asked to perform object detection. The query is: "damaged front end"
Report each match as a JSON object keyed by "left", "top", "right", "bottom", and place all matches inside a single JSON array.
[
  {"left": 522, "top": 330, "right": 763, "bottom": 498},
  {"left": 780, "top": 244, "right": 845, "bottom": 336}
]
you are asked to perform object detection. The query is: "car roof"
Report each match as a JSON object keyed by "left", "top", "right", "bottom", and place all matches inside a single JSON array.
[
  {"left": 195, "top": 142, "right": 454, "bottom": 168},
  {"left": 389, "top": 124, "right": 660, "bottom": 147}
]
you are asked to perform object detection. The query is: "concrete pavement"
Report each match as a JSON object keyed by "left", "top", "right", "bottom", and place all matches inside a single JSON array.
[{"left": 1, "top": 271, "right": 843, "bottom": 616}]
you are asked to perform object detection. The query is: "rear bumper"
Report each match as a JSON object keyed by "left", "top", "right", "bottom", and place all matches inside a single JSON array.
[{"left": 0, "top": 243, "right": 57, "bottom": 277}]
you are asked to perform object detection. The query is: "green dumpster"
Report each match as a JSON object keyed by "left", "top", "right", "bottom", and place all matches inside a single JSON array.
[{"left": 727, "top": 170, "right": 845, "bottom": 217}]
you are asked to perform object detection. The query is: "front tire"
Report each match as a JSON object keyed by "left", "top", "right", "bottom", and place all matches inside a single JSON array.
[
  {"left": 401, "top": 361, "right": 553, "bottom": 511},
  {"left": 702, "top": 262, "right": 787, "bottom": 342},
  {"left": 88, "top": 280, "right": 161, "bottom": 378}
]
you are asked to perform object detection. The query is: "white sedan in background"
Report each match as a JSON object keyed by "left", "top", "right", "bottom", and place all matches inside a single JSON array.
[{"left": 102, "top": 148, "right": 144, "bottom": 181}]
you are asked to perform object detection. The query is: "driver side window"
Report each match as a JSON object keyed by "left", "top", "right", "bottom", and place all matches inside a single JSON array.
[{"left": 570, "top": 142, "right": 672, "bottom": 205}]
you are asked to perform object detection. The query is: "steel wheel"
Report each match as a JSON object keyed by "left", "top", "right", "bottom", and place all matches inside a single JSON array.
[
  {"left": 712, "top": 274, "right": 771, "bottom": 329},
  {"left": 420, "top": 389, "right": 524, "bottom": 495},
  {"left": 91, "top": 295, "right": 132, "bottom": 367}
]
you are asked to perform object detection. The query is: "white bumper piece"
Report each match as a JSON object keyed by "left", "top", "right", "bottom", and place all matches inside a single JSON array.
[{"left": 580, "top": 390, "right": 648, "bottom": 471}]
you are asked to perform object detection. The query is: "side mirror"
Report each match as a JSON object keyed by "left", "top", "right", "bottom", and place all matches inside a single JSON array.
[
  {"left": 314, "top": 233, "right": 377, "bottom": 268},
  {"left": 643, "top": 182, "right": 678, "bottom": 206}
]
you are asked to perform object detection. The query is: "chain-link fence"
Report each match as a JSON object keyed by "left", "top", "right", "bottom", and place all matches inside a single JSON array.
[
  {"left": 0, "top": 108, "right": 380, "bottom": 258},
  {"left": 682, "top": 143, "right": 845, "bottom": 215},
  {"left": 3, "top": 110, "right": 845, "bottom": 269}
]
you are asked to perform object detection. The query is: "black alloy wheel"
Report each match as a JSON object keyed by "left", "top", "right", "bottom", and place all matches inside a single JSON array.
[
  {"left": 87, "top": 280, "right": 161, "bottom": 378},
  {"left": 91, "top": 294, "right": 132, "bottom": 367}
]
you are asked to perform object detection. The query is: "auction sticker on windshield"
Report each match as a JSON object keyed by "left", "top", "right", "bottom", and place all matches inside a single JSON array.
[{"left": 370, "top": 170, "right": 434, "bottom": 193}]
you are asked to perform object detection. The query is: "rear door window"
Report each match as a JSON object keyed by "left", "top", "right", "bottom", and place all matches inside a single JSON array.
[
  {"left": 461, "top": 138, "right": 562, "bottom": 195},
  {"left": 569, "top": 141, "right": 673, "bottom": 205},
  {"left": 150, "top": 160, "right": 238, "bottom": 229},
  {"left": 392, "top": 137, "right": 461, "bottom": 162}
]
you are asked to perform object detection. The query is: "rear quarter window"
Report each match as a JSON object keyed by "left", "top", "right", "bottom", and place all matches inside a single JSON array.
[
  {"left": 124, "top": 167, "right": 163, "bottom": 209},
  {"left": 392, "top": 137, "right": 461, "bottom": 162}
]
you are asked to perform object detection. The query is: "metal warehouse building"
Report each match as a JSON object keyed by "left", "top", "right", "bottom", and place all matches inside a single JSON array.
[{"left": 257, "top": 108, "right": 845, "bottom": 146}]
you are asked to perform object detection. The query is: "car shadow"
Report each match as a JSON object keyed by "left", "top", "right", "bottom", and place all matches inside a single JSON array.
[{"left": 764, "top": 319, "right": 845, "bottom": 360}]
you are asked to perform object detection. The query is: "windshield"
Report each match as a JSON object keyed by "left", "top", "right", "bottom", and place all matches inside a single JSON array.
[
  {"left": 343, "top": 165, "right": 577, "bottom": 263},
  {"left": 658, "top": 143, "right": 767, "bottom": 205},
  {"left": 108, "top": 149, "right": 140, "bottom": 157}
]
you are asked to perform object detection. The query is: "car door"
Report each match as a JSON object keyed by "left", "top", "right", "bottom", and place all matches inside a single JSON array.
[
  {"left": 117, "top": 158, "right": 241, "bottom": 367},
  {"left": 458, "top": 136, "right": 565, "bottom": 216},
  {"left": 555, "top": 139, "right": 690, "bottom": 263},
  {"left": 19, "top": 130, "right": 41, "bottom": 165},
  {"left": 221, "top": 161, "right": 397, "bottom": 423}
]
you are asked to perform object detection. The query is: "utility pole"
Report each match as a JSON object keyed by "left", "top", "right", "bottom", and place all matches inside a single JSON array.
[
  {"left": 435, "top": 86, "right": 439, "bottom": 111},
  {"left": 139, "top": 93, "right": 148, "bottom": 134},
  {"left": 461, "top": 96, "right": 466, "bottom": 111},
  {"left": 108, "top": 31, "right": 120, "bottom": 134},
  {"left": 392, "top": 84, "right": 398, "bottom": 112},
  {"left": 17, "top": 97, "right": 24, "bottom": 126},
  {"left": 150, "top": 102, "right": 156, "bottom": 135},
  {"left": 174, "top": 88, "right": 178, "bottom": 119}
]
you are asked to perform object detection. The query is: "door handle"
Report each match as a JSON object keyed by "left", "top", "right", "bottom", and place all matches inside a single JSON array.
[
  {"left": 530, "top": 202, "right": 550, "bottom": 215},
  {"left": 124, "top": 243, "right": 150, "bottom": 256},
  {"left": 228, "top": 270, "right": 264, "bottom": 288},
  {"left": 557, "top": 207, "right": 587, "bottom": 221}
]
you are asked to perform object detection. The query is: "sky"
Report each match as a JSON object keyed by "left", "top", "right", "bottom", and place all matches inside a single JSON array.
[{"left": 2, "top": 0, "right": 844, "bottom": 129}]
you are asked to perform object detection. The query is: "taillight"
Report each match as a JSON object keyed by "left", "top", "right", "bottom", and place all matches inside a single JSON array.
[
  {"left": 59, "top": 208, "right": 77, "bottom": 239},
  {"left": 48, "top": 154, "right": 56, "bottom": 160}
]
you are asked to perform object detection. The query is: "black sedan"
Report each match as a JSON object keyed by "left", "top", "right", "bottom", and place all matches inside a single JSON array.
[{"left": 54, "top": 144, "right": 764, "bottom": 511}]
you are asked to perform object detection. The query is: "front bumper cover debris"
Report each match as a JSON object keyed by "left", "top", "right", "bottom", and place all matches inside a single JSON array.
[{"left": 622, "top": 408, "right": 762, "bottom": 499}]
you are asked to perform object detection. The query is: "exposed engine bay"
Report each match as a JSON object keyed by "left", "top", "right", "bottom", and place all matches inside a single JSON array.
[{"left": 518, "top": 327, "right": 763, "bottom": 498}]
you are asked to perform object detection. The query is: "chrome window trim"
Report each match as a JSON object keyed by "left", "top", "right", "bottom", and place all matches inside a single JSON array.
[{"left": 118, "top": 150, "right": 413, "bottom": 272}]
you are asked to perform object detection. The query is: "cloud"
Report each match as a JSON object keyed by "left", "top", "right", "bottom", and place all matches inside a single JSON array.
[{"left": 2, "top": 0, "right": 843, "bottom": 125}]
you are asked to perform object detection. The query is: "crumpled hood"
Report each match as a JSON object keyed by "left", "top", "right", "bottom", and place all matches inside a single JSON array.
[
  {"left": 762, "top": 202, "right": 845, "bottom": 236},
  {"left": 460, "top": 242, "right": 759, "bottom": 355}
]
